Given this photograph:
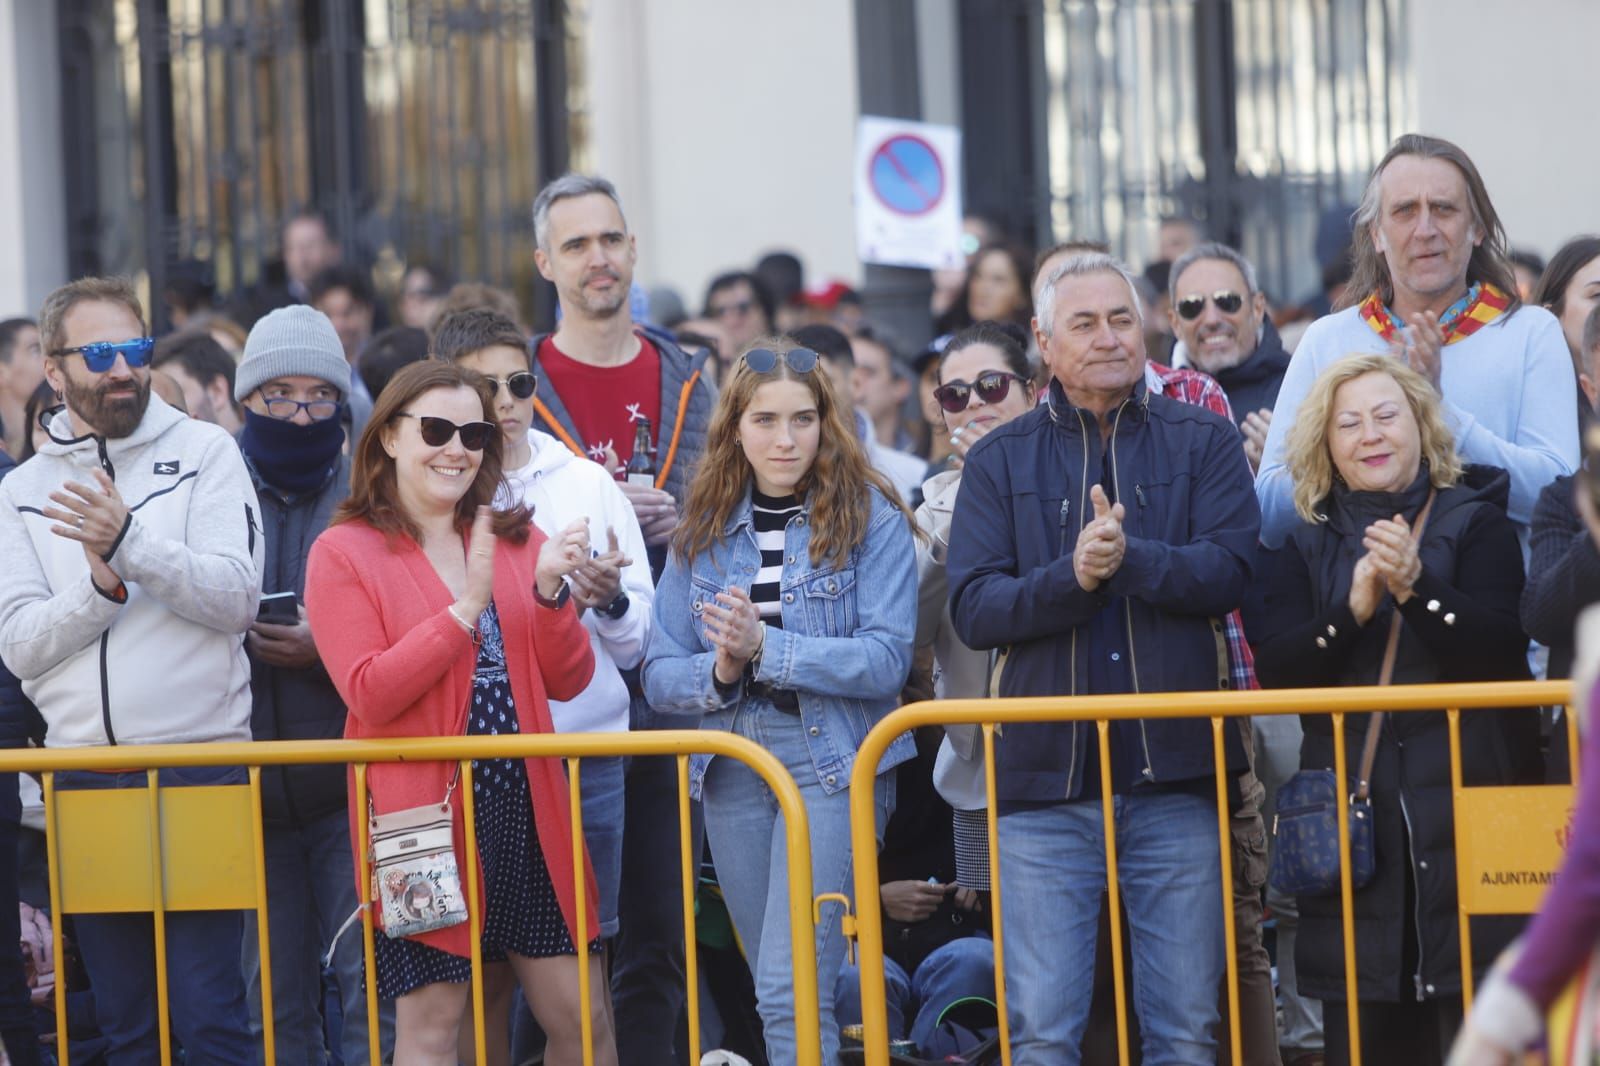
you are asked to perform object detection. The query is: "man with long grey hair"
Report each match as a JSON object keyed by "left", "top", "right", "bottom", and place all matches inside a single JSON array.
[{"left": 1254, "top": 133, "right": 1576, "bottom": 547}]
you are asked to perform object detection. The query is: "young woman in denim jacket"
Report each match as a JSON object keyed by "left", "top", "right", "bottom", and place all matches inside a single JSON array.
[{"left": 642, "top": 340, "right": 919, "bottom": 1064}]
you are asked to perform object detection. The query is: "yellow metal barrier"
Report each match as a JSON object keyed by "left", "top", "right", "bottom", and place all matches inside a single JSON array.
[
  {"left": 2, "top": 729, "right": 825, "bottom": 1066},
  {"left": 846, "top": 680, "right": 1571, "bottom": 1066}
]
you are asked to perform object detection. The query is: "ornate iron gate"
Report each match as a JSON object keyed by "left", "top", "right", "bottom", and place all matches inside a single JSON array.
[
  {"left": 962, "top": 0, "right": 1412, "bottom": 302},
  {"left": 58, "top": 0, "right": 579, "bottom": 331}
]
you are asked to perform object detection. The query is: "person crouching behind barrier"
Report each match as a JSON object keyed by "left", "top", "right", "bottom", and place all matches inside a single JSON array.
[
  {"left": 305, "top": 361, "right": 614, "bottom": 1066},
  {"left": 642, "top": 338, "right": 919, "bottom": 1064},
  {"left": 1250, "top": 354, "right": 1535, "bottom": 1066}
]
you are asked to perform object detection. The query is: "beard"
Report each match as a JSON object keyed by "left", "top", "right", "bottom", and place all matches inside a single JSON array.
[
  {"left": 61, "top": 370, "right": 151, "bottom": 439},
  {"left": 566, "top": 269, "right": 630, "bottom": 318}
]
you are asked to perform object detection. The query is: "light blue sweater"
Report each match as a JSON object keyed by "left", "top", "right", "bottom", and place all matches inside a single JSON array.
[{"left": 1254, "top": 303, "right": 1578, "bottom": 548}]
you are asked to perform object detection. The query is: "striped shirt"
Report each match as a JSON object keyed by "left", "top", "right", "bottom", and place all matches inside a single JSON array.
[{"left": 750, "top": 491, "right": 802, "bottom": 627}]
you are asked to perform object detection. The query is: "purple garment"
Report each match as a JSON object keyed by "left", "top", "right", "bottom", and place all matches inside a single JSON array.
[{"left": 1509, "top": 676, "right": 1600, "bottom": 1006}]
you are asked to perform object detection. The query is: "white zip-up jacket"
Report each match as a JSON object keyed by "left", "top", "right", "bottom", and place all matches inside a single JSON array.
[
  {"left": 498, "top": 429, "right": 652, "bottom": 734},
  {"left": 0, "top": 395, "right": 262, "bottom": 747}
]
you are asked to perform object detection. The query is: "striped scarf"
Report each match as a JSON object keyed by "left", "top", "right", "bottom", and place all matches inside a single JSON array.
[{"left": 1359, "top": 281, "right": 1511, "bottom": 346}]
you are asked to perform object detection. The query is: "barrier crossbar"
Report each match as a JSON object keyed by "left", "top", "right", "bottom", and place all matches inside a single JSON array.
[
  {"left": 846, "top": 680, "right": 1572, "bottom": 1066},
  {"left": 0, "top": 729, "right": 824, "bottom": 1066}
]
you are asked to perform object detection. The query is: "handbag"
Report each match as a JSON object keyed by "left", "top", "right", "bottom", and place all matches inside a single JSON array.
[
  {"left": 369, "top": 766, "right": 470, "bottom": 938},
  {"left": 1268, "top": 489, "right": 1436, "bottom": 898}
]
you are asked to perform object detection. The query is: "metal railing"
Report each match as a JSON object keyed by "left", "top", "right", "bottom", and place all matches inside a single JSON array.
[
  {"left": 846, "top": 680, "right": 1572, "bottom": 1066},
  {"left": 1, "top": 729, "right": 824, "bottom": 1066}
]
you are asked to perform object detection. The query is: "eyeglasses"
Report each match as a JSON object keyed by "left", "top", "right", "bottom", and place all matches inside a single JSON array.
[
  {"left": 478, "top": 371, "right": 537, "bottom": 400},
  {"left": 262, "top": 396, "right": 342, "bottom": 422},
  {"left": 741, "top": 347, "right": 819, "bottom": 376},
  {"left": 711, "top": 299, "right": 755, "bottom": 319},
  {"left": 1175, "top": 291, "right": 1245, "bottom": 320},
  {"left": 394, "top": 413, "right": 495, "bottom": 451},
  {"left": 52, "top": 337, "right": 155, "bottom": 373},
  {"left": 933, "top": 371, "right": 1028, "bottom": 413}
]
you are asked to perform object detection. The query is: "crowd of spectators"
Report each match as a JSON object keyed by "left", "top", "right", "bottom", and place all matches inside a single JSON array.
[{"left": 0, "top": 131, "right": 1597, "bottom": 1066}]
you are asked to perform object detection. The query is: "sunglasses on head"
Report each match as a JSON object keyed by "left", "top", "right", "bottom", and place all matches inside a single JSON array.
[
  {"left": 741, "top": 347, "right": 819, "bottom": 376},
  {"left": 53, "top": 337, "right": 155, "bottom": 373},
  {"left": 479, "top": 371, "right": 537, "bottom": 400},
  {"left": 933, "top": 371, "right": 1027, "bottom": 413},
  {"left": 394, "top": 412, "right": 495, "bottom": 451},
  {"left": 1176, "top": 291, "right": 1245, "bottom": 320}
]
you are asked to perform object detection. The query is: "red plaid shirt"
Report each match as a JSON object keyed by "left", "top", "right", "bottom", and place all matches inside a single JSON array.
[{"left": 1145, "top": 363, "right": 1259, "bottom": 692}]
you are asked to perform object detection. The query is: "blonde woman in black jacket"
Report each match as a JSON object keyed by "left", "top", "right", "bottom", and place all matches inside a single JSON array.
[{"left": 1251, "top": 355, "right": 1535, "bottom": 1066}]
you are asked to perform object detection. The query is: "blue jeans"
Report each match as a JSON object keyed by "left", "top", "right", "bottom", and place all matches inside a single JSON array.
[
  {"left": 55, "top": 767, "right": 255, "bottom": 1065},
  {"left": 242, "top": 806, "right": 394, "bottom": 1065},
  {"left": 612, "top": 696, "right": 703, "bottom": 1066},
  {"left": 836, "top": 936, "right": 995, "bottom": 1052},
  {"left": 997, "top": 791, "right": 1225, "bottom": 1066},
  {"left": 703, "top": 701, "right": 891, "bottom": 1066},
  {"left": 576, "top": 755, "right": 625, "bottom": 939}
]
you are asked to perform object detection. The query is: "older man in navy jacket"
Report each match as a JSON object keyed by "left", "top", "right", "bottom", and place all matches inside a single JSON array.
[{"left": 948, "top": 251, "right": 1260, "bottom": 1063}]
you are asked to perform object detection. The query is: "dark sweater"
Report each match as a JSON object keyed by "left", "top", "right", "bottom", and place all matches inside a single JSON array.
[{"left": 1521, "top": 473, "right": 1600, "bottom": 678}]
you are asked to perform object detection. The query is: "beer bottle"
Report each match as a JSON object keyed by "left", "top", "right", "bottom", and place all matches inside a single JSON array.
[{"left": 626, "top": 417, "right": 655, "bottom": 487}]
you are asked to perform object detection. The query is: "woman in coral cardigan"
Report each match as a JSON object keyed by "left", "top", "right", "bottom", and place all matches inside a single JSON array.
[{"left": 305, "top": 360, "right": 613, "bottom": 1066}]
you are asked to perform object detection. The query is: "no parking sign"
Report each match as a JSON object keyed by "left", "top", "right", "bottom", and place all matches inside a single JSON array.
[{"left": 854, "top": 116, "right": 964, "bottom": 271}]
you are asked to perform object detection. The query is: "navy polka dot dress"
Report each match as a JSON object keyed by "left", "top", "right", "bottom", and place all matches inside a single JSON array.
[{"left": 374, "top": 601, "right": 591, "bottom": 998}]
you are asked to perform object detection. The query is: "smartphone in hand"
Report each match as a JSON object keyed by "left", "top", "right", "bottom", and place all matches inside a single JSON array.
[{"left": 256, "top": 591, "right": 298, "bottom": 625}]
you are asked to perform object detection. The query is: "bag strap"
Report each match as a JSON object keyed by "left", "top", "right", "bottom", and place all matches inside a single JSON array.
[{"left": 1354, "top": 487, "right": 1437, "bottom": 803}]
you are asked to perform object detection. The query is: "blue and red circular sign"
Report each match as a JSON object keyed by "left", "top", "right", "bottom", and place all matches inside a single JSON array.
[{"left": 867, "top": 134, "right": 946, "bottom": 217}]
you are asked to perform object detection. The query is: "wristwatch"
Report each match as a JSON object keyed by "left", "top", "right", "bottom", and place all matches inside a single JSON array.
[
  {"left": 599, "top": 591, "right": 630, "bottom": 621},
  {"left": 533, "top": 580, "right": 572, "bottom": 610}
]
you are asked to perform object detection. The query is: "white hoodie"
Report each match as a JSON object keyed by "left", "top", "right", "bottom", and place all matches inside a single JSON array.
[
  {"left": 0, "top": 395, "right": 262, "bottom": 747},
  {"left": 498, "top": 429, "right": 653, "bottom": 734}
]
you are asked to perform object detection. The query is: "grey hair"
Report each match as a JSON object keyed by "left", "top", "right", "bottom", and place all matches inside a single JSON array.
[
  {"left": 1034, "top": 252, "right": 1144, "bottom": 337},
  {"left": 1169, "top": 241, "right": 1260, "bottom": 300},
  {"left": 531, "top": 174, "right": 627, "bottom": 251}
]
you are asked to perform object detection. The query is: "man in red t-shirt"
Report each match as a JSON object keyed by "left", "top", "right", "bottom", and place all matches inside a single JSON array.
[
  {"left": 530, "top": 177, "right": 714, "bottom": 549},
  {"left": 525, "top": 173, "right": 717, "bottom": 1066}
]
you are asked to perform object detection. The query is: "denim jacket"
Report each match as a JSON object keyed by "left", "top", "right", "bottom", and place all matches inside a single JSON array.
[{"left": 643, "top": 485, "right": 919, "bottom": 797}]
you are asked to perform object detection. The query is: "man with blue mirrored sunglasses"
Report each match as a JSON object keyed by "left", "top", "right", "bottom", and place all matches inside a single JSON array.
[
  {"left": 0, "top": 276, "right": 262, "bottom": 1062},
  {"left": 53, "top": 336, "right": 155, "bottom": 374}
]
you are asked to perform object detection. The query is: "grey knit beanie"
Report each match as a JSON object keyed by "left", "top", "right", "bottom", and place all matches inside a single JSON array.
[{"left": 235, "top": 305, "right": 351, "bottom": 401}]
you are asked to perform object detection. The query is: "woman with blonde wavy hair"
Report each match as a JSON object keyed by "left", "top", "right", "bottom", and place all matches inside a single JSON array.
[
  {"left": 1251, "top": 353, "right": 1536, "bottom": 1066},
  {"left": 642, "top": 338, "right": 919, "bottom": 1064}
]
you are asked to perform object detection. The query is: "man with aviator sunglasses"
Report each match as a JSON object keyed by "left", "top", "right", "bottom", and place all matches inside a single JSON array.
[
  {"left": 1167, "top": 243, "right": 1292, "bottom": 474},
  {"left": 0, "top": 277, "right": 263, "bottom": 1061}
]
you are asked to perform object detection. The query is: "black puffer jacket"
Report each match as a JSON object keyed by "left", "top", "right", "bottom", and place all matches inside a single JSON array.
[{"left": 1251, "top": 464, "right": 1536, "bottom": 1003}]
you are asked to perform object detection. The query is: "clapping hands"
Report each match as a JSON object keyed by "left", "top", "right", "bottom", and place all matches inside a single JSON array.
[{"left": 1073, "top": 484, "right": 1126, "bottom": 592}]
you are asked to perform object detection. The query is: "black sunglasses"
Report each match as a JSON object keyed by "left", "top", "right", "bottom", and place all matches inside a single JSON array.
[
  {"left": 479, "top": 371, "right": 537, "bottom": 400},
  {"left": 742, "top": 347, "right": 819, "bottom": 376},
  {"left": 53, "top": 337, "right": 156, "bottom": 373},
  {"left": 1176, "top": 290, "right": 1245, "bottom": 320},
  {"left": 394, "top": 412, "right": 495, "bottom": 451},
  {"left": 933, "top": 371, "right": 1028, "bottom": 414}
]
